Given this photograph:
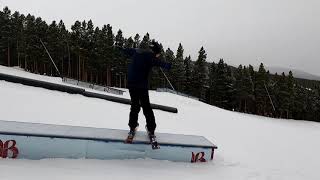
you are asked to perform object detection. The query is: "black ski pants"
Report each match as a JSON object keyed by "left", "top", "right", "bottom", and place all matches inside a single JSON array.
[{"left": 128, "top": 88, "right": 156, "bottom": 133}]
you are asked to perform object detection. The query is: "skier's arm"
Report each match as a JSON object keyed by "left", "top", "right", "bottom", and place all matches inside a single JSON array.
[
  {"left": 152, "top": 57, "right": 172, "bottom": 70},
  {"left": 116, "top": 47, "right": 136, "bottom": 57}
]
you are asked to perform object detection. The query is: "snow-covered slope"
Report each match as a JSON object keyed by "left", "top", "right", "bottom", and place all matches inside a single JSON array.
[{"left": 0, "top": 65, "right": 320, "bottom": 180}]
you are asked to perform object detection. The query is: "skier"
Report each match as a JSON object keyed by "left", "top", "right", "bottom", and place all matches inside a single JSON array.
[{"left": 118, "top": 41, "right": 171, "bottom": 148}]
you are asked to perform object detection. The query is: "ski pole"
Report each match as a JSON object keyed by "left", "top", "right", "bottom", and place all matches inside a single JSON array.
[{"left": 160, "top": 68, "right": 175, "bottom": 91}]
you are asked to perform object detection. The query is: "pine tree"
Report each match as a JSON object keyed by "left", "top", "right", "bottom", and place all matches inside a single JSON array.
[
  {"left": 184, "top": 55, "right": 192, "bottom": 94},
  {"left": 105, "top": 24, "right": 114, "bottom": 86},
  {"left": 191, "top": 47, "right": 208, "bottom": 99},
  {"left": 139, "top": 33, "right": 150, "bottom": 49},
  {"left": 57, "top": 20, "right": 69, "bottom": 76},
  {"left": 32, "top": 17, "right": 48, "bottom": 74},
  {"left": 277, "top": 72, "right": 290, "bottom": 118},
  {"left": 164, "top": 48, "right": 175, "bottom": 89},
  {"left": 71, "top": 20, "right": 86, "bottom": 80},
  {"left": 316, "top": 86, "right": 320, "bottom": 122},
  {"left": 242, "top": 66, "right": 255, "bottom": 113},
  {"left": 234, "top": 65, "right": 245, "bottom": 111},
  {"left": 47, "top": 20, "right": 66, "bottom": 76},
  {"left": 115, "top": 30, "right": 125, "bottom": 47},
  {"left": 22, "top": 14, "right": 35, "bottom": 70},
  {"left": 0, "top": 7, "right": 13, "bottom": 66},
  {"left": 133, "top": 34, "right": 140, "bottom": 48},
  {"left": 286, "top": 71, "right": 295, "bottom": 118},
  {"left": 82, "top": 20, "right": 95, "bottom": 81},
  {"left": 263, "top": 70, "right": 275, "bottom": 116},
  {"left": 208, "top": 62, "right": 216, "bottom": 104},
  {"left": 150, "top": 42, "right": 165, "bottom": 90},
  {"left": 247, "top": 65, "right": 256, "bottom": 113},
  {"left": 123, "top": 36, "right": 134, "bottom": 87},
  {"left": 170, "top": 43, "right": 185, "bottom": 91},
  {"left": 105, "top": 24, "right": 114, "bottom": 48},
  {"left": 114, "top": 29, "right": 126, "bottom": 87},
  {"left": 211, "top": 59, "right": 233, "bottom": 109},
  {"left": 0, "top": 8, "right": 5, "bottom": 64},
  {"left": 89, "top": 26, "right": 104, "bottom": 80},
  {"left": 124, "top": 37, "right": 134, "bottom": 48},
  {"left": 254, "top": 63, "right": 268, "bottom": 115},
  {"left": 10, "top": 11, "right": 25, "bottom": 67}
]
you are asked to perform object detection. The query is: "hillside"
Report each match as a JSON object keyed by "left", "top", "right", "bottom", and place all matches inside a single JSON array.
[
  {"left": 0, "top": 65, "right": 320, "bottom": 180},
  {"left": 266, "top": 66, "right": 320, "bottom": 81}
]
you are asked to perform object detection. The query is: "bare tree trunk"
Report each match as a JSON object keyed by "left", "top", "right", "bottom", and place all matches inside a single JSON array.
[
  {"left": 7, "top": 43, "right": 10, "bottom": 67},
  {"left": 17, "top": 53, "right": 20, "bottom": 67},
  {"left": 244, "top": 100, "right": 247, "bottom": 113},
  {"left": 82, "top": 59, "right": 86, "bottom": 81},
  {"left": 106, "top": 68, "right": 109, "bottom": 86},
  {"left": 33, "top": 60, "right": 35, "bottom": 73},
  {"left": 105, "top": 71, "right": 108, "bottom": 85},
  {"left": 100, "top": 72, "right": 103, "bottom": 85},
  {"left": 61, "top": 57, "right": 64, "bottom": 77},
  {"left": 67, "top": 42, "right": 71, "bottom": 77},
  {"left": 30, "top": 59, "right": 33, "bottom": 72},
  {"left": 108, "top": 68, "right": 112, "bottom": 86},
  {"left": 17, "top": 40, "right": 20, "bottom": 67},
  {"left": 90, "top": 71, "right": 93, "bottom": 83},
  {"left": 78, "top": 55, "right": 81, "bottom": 80},
  {"left": 24, "top": 55, "right": 27, "bottom": 70},
  {"left": 103, "top": 71, "right": 106, "bottom": 85},
  {"left": 124, "top": 74, "right": 127, "bottom": 88},
  {"left": 36, "top": 61, "right": 39, "bottom": 74}
]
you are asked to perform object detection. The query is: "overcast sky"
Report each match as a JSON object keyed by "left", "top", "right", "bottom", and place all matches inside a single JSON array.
[{"left": 1, "top": 0, "right": 320, "bottom": 75}]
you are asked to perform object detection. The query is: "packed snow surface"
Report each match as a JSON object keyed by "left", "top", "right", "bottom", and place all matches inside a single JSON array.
[{"left": 0, "top": 65, "right": 320, "bottom": 180}]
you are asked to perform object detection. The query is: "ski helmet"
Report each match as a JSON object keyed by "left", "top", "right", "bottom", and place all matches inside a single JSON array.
[{"left": 149, "top": 41, "right": 162, "bottom": 54}]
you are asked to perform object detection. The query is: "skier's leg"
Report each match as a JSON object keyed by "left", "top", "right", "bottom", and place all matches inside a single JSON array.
[
  {"left": 140, "top": 89, "right": 156, "bottom": 134},
  {"left": 129, "top": 89, "right": 140, "bottom": 130}
]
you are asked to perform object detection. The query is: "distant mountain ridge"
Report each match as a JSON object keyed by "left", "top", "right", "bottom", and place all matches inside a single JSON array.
[{"left": 256, "top": 66, "right": 320, "bottom": 81}]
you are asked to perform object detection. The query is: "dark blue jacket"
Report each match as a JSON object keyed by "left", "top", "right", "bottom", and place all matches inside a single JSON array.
[{"left": 121, "top": 48, "right": 171, "bottom": 89}]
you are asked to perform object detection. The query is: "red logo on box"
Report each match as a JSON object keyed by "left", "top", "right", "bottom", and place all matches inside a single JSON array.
[
  {"left": 191, "top": 152, "right": 206, "bottom": 163},
  {"left": 0, "top": 140, "right": 19, "bottom": 159}
]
